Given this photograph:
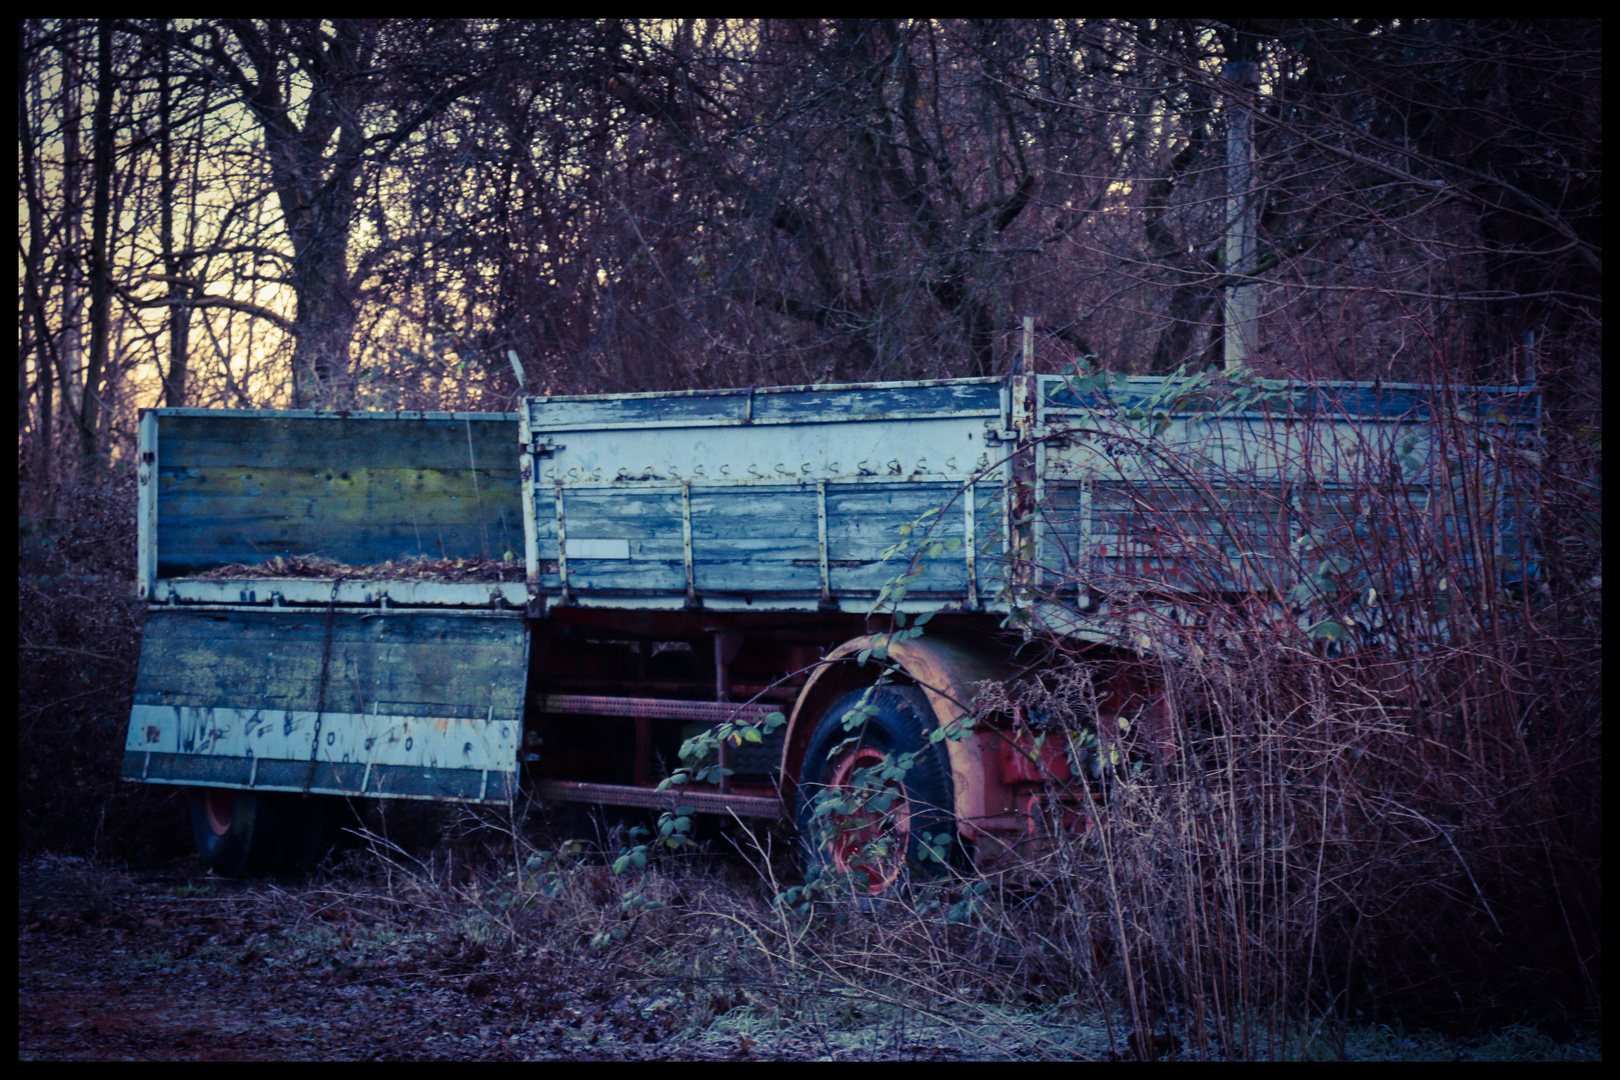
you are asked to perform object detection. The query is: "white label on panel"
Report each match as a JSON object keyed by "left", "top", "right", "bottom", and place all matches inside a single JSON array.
[{"left": 567, "top": 538, "right": 631, "bottom": 560}]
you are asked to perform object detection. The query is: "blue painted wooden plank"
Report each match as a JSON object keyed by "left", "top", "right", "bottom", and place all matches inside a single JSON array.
[
  {"left": 1042, "top": 375, "right": 1540, "bottom": 423},
  {"left": 134, "top": 608, "right": 528, "bottom": 719},
  {"left": 528, "top": 378, "right": 1003, "bottom": 432},
  {"left": 156, "top": 412, "right": 522, "bottom": 575}
]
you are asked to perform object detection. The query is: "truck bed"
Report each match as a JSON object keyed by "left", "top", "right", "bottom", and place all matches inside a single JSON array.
[{"left": 122, "top": 375, "right": 1537, "bottom": 809}]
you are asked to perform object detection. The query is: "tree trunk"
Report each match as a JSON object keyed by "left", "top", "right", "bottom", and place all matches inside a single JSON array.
[
  {"left": 18, "top": 27, "right": 57, "bottom": 490},
  {"left": 57, "top": 31, "right": 83, "bottom": 458},
  {"left": 79, "top": 20, "right": 115, "bottom": 470},
  {"left": 158, "top": 27, "right": 191, "bottom": 409}
]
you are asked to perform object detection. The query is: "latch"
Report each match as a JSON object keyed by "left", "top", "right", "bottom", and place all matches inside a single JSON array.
[
  {"left": 528, "top": 438, "right": 565, "bottom": 457},
  {"left": 985, "top": 421, "right": 1066, "bottom": 446}
]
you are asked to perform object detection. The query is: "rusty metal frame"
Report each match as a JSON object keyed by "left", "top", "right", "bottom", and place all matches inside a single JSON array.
[
  {"left": 534, "top": 779, "right": 782, "bottom": 818},
  {"left": 537, "top": 694, "right": 779, "bottom": 725}
]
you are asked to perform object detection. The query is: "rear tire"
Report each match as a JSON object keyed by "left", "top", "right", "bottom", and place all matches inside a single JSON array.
[
  {"left": 188, "top": 788, "right": 293, "bottom": 877},
  {"left": 795, "top": 685, "right": 957, "bottom": 898}
]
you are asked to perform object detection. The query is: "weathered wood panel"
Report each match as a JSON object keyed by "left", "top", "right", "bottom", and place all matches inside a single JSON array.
[
  {"left": 154, "top": 412, "right": 522, "bottom": 576},
  {"left": 526, "top": 380, "right": 1013, "bottom": 609},
  {"left": 528, "top": 378, "right": 1002, "bottom": 432},
  {"left": 1039, "top": 474, "right": 1519, "bottom": 602},
  {"left": 533, "top": 476, "right": 1006, "bottom": 603},
  {"left": 132, "top": 608, "right": 527, "bottom": 718},
  {"left": 1041, "top": 375, "right": 1541, "bottom": 423},
  {"left": 124, "top": 607, "right": 526, "bottom": 803},
  {"left": 523, "top": 376, "right": 1533, "bottom": 614}
]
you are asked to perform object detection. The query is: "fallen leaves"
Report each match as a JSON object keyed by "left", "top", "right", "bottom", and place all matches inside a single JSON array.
[{"left": 186, "top": 554, "right": 524, "bottom": 584}]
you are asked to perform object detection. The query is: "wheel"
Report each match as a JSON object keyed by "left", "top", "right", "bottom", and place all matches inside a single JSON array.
[
  {"left": 187, "top": 787, "right": 293, "bottom": 877},
  {"left": 795, "top": 685, "right": 957, "bottom": 897}
]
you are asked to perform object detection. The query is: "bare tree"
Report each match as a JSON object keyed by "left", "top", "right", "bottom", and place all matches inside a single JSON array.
[{"left": 17, "top": 18, "right": 1600, "bottom": 469}]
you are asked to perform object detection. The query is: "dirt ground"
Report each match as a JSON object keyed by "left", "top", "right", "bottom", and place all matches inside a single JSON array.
[
  {"left": 18, "top": 851, "right": 1600, "bottom": 1062},
  {"left": 16, "top": 852, "right": 980, "bottom": 1062},
  {"left": 20, "top": 853, "right": 771, "bottom": 1061}
]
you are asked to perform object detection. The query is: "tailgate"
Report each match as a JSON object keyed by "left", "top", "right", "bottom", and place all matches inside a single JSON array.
[
  {"left": 124, "top": 408, "right": 529, "bottom": 805},
  {"left": 125, "top": 607, "right": 525, "bottom": 803}
]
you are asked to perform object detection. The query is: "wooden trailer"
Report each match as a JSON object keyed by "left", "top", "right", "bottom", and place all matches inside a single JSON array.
[{"left": 122, "top": 374, "right": 1538, "bottom": 881}]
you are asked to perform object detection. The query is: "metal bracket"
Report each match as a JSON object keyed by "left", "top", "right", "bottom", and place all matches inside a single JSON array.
[{"left": 987, "top": 424, "right": 1068, "bottom": 449}]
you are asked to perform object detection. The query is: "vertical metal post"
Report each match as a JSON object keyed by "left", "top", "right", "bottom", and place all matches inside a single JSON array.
[
  {"left": 964, "top": 481, "right": 978, "bottom": 609},
  {"left": 713, "top": 631, "right": 743, "bottom": 795},
  {"left": 519, "top": 406, "right": 540, "bottom": 586},
  {"left": 1010, "top": 323, "right": 1038, "bottom": 607},
  {"left": 714, "top": 635, "right": 731, "bottom": 794},
  {"left": 552, "top": 481, "right": 571, "bottom": 605},
  {"left": 714, "top": 634, "right": 729, "bottom": 703},
  {"left": 1033, "top": 440, "right": 1047, "bottom": 593},
  {"left": 816, "top": 480, "right": 831, "bottom": 608},
  {"left": 681, "top": 481, "right": 697, "bottom": 607},
  {"left": 136, "top": 409, "right": 158, "bottom": 601},
  {"left": 1078, "top": 474, "right": 1093, "bottom": 609}
]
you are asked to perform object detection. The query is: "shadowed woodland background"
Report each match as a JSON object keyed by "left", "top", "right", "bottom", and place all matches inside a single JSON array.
[{"left": 18, "top": 19, "right": 1601, "bottom": 1044}]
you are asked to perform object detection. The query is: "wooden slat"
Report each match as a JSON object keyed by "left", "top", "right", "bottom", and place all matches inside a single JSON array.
[{"left": 528, "top": 378, "right": 1002, "bottom": 432}]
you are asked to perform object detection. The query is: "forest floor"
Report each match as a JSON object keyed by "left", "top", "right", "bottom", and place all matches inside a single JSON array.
[
  {"left": 18, "top": 850, "right": 1600, "bottom": 1062},
  {"left": 18, "top": 849, "right": 1064, "bottom": 1061}
]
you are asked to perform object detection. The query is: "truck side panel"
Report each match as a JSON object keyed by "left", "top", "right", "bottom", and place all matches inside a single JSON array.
[
  {"left": 124, "top": 607, "right": 525, "bottom": 802},
  {"left": 526, "top": 380, "right": 1009, "bottom": 611},
  {"left": 1038, "top": 376, "right": 1539, "bottom": 595},
  {"left": 151, "top": 411, "right": 524, "bottom": 582}
]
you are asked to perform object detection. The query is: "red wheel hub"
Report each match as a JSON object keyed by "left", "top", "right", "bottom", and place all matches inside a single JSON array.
[
  {"left": 202, "top": 789, "right": 235, "bottom": 836},
  {"left": 823, "top": 746, "right": 911, "bottom": 894}
]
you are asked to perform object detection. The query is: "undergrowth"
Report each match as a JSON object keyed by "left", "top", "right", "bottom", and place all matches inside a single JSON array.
[{"left": 240, "top": 793, "right": 1598, "bottom": 1061}]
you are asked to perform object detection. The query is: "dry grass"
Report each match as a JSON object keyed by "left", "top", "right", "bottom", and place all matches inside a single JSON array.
[{"left": 243, "top": 781, "right": 1597, "bottom": 1060}]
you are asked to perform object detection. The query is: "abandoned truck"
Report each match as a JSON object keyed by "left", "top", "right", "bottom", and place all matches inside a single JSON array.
[{"left": 121, "top": 372, "right": 1537, "bottom": 884}]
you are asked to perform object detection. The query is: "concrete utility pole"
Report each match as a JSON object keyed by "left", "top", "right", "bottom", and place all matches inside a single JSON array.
[{"left": 1222, "top": 58, "right": 1259, "bottom": 370}]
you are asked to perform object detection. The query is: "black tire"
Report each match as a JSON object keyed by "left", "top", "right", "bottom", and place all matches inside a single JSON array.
[
  {"left": 188, "top": 787, "right": 293, "bottom": 877},
  {"left": 795, "top": 684, "right": 957, "bottom": 897}
]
